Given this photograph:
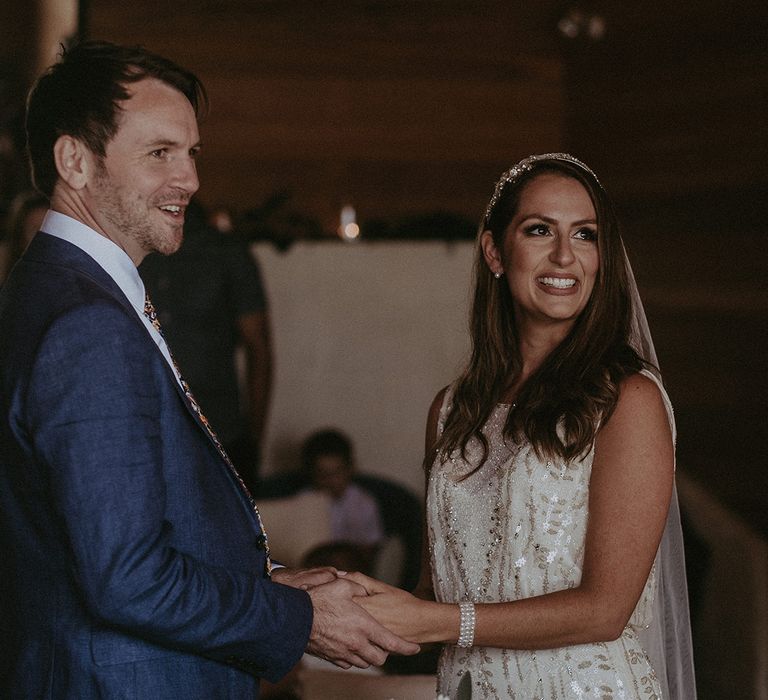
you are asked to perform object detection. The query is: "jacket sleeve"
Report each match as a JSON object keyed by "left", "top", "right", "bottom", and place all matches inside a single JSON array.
[{"left": 24, "top": 300, "right": 312, "bottom": 681}]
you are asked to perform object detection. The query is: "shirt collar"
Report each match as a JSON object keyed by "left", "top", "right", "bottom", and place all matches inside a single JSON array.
[{"left": 41, "top": 210, "right": 146, "bottom": 315}]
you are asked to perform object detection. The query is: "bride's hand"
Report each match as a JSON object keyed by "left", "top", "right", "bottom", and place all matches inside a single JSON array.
[{"left": 344, "top": 571, "right": 433, "bottom": 644}]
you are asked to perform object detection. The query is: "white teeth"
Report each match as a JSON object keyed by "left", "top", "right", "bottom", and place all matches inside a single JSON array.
[
  {"left": 160, "top": 205, "right": 181, "bottom": 213},
  {"left": 539, "top": 276, "right": 576, "bottom": 288}
]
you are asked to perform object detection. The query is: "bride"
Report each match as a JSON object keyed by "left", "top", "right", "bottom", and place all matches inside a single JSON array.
[{"left": 351, "top": 154, "right": 695, "bottom": 699}]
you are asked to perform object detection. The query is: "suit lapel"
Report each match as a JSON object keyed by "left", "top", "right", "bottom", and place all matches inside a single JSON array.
[
  {"left": 27, "top": 233, "right": 271, "bottom": 564},
  {"left": 26, "top": 234, "right": 214, "bottom": 438}
]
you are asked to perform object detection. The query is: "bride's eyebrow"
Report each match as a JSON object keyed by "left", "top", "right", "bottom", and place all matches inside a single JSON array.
[
  {"left": 519, "top": 213, "right": 555, "bottom": 223},
  {"left": 519, "top": 214, "right": 596, "bottom": 225}
]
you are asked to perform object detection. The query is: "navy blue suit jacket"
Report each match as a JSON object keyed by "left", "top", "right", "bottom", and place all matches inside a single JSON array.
[{"left": 0, "top": 233, "right": 312, "bottom": 698}]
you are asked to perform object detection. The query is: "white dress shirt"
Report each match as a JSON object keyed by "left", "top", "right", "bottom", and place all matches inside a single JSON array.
[{"left": 41, "top": 210, "right": 181, "bottom": 385}]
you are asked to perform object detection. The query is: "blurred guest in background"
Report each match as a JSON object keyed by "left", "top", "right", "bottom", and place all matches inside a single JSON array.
[
  {"left": 301, "top": 429, "right": 385, "bottom": 570},
  {"left": 257, "top": 429, "right": 423, "bottom": 590},
  {"left": 1, "top": 190, "right": 47, "bottom": 283}
]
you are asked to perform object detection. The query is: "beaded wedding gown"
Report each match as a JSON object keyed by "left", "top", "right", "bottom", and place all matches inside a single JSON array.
[{"left": 427, "top": 375, "right": 665, "bottom": 700}]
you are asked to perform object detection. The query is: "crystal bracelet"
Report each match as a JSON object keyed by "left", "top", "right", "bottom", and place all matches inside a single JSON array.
[{"left": 457, "top": 601, "right": 475, "bottom": 648}]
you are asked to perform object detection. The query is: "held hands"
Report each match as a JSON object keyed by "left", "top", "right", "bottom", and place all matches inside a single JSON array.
[
  {"left": 305, "top": 574, "right": 420, "bottom": 670},
  {"left": 345, "top": 571, "right": 439, "bottom": 645},
  {"left": 272, "top": 566, "right": 422, "bottom": 668}
]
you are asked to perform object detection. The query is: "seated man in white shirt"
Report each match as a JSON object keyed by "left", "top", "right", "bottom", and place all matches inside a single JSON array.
[{"left": 301, "top": 429, "right": 385, "bottom": 569}]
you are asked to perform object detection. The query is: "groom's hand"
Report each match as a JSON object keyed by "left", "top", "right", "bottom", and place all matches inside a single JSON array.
[{"left": 306, "top": 576, "right": 420, "bottom": 669}]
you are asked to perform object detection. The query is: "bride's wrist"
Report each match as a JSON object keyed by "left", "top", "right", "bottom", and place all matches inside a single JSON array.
[{"left": 418, "top": 601, "right": 472, "bottom": 645}]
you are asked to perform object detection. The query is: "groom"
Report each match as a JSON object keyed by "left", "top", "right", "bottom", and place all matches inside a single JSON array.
[{"left": 0, "top": 41, "right": 417, "bottom": 698}]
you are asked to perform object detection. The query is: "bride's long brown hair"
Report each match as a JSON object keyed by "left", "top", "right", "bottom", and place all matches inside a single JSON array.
[{"left": 432, "top": 156, "right": 645, "bottom": 472}]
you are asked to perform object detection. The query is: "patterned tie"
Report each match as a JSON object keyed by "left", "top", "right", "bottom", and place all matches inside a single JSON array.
[{"left": 143, "top": 294, "right": 272, "bottom": 575}]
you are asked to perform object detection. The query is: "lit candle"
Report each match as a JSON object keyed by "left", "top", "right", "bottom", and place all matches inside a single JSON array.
[{"left": 339, "top": 205, "right": 360, "bottom": 241}]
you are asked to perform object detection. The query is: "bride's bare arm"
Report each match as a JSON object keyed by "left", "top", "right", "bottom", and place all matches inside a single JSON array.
[{"left": 352, "top": 374, "right": 674, "bottom": 648}]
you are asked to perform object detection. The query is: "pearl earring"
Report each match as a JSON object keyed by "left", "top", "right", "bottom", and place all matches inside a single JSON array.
[{"left": 493, "top": 271, "right": 502, "bottom": 279}]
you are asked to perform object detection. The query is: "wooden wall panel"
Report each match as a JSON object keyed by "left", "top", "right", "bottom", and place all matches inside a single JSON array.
[
  {"left": 560, "top": 1, "right": 768, "bottom": 536},
  {"left": 86, "top": 1, "right": 564, "bottom": 228},
  {"left": 0, "top": 3, "right": 37, "bottom": 74},
  {"left": 562, "top": 4, "right": 768, "bottom": 197}
]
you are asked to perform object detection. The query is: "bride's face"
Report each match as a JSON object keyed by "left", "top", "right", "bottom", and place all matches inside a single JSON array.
[{"left": 483, "top": 173, "right": 599, "bottom": 332}]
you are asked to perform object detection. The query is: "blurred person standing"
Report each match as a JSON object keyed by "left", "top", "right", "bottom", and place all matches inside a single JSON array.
[
  {"left": 141, "top": 199, "right": 272, "bottom": 490},
  {"left": 0, "top": 190, "right": 47, "bottom": 283}
]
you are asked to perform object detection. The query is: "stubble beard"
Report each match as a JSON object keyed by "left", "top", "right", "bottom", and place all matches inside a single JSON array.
[{"left": 94, "top": 167, "right": 184, "bottom": 257}]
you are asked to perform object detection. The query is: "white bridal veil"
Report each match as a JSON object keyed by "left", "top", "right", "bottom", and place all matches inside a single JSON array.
[{"left": 625, "top": 244, "right": 697, "bottom": 699}]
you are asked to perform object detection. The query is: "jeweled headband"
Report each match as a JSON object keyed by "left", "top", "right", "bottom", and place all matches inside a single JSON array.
[{"left": 483, "top": 153, "right": 600, "bottom": 225}]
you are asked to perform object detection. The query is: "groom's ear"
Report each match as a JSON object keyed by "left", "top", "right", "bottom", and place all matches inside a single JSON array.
[{"left": 53, "top": 135, "right": 95, "bottom": 190}]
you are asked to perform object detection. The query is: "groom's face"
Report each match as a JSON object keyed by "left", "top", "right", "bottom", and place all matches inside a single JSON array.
[{"left": 83, "top": 77, "right": 201, "bottom": 264}]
